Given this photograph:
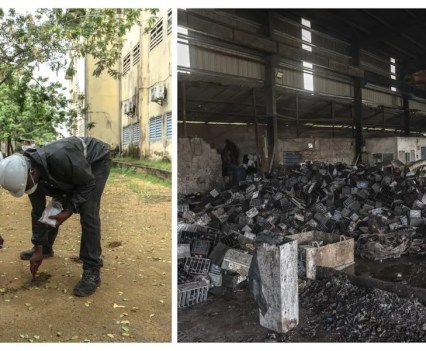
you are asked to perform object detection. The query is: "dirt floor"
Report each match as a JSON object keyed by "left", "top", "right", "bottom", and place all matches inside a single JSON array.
[
  {"left": 0, "top": 170, "right": 171, "bottom": 342},
  {"left": 178, "top": 257, "right": 426, "bottom": 343}
]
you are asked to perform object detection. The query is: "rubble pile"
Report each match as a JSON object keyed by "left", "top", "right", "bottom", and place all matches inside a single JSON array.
[
  {"left": 298, "top": 275, "right": 426, "bottom": 342},
  {"left": 177, "top": 161, "right": 426, "bottom": 307}
]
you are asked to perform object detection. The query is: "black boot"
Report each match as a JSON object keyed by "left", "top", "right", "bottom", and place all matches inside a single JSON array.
[
  {"left": 20, "top": 246, "right": 54, "bottom": 260},
  {"left": 73, "top": 269, "right": 101, "bottom": 297}
]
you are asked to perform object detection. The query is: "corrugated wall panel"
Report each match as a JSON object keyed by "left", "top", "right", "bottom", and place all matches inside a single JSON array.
[
  {"left": 189, "top": 46, "right": 263, "bottom": 79},
  {"left": 276, "top": 68, "right": 303, "bottom": 90},
  {"left": 314, "top": 76, "right": 353, "bottom": 97},
  {"left": 410, "top": 100, "right": 426, "bottom": 112},
  {"left": 362, "top": 88, "right": 402, "bottom": 107}
]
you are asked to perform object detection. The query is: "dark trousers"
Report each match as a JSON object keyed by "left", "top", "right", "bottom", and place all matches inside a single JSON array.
[{"left": 29, "top": 156, "right": 111, "bottom": 271}]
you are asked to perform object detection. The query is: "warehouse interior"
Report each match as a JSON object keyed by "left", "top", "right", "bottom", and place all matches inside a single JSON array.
[{"left": 177, "top": 9, "right": 426, "bottom": 342}]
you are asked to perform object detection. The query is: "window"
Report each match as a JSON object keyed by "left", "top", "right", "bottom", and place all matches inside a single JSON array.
[
  {"left": 421, "top": 147, "right": 426, "bottom": 160},
  {"left": 132, "top": 122, "right": 140, "bottom": 143},
  {"left": 411, "top": 150, "right": 415, "bottom": 161},
  {"left": 405, "top": 152, "right": 411, "bottom": 163},
  {"left": 390, "top": 57, "right": 396, "bottom": 92},
  {"left": 123, "top": 125, "right": 131, "bottom": 145},
  {"left": 301, "top": 18, "right": 314, "bottom": 91},
  {"left": 149, "top": 116, "right": 162, "bottom": 141},
  {"left": 301, "top": 18, "right": 312, "bottom": 52},
  {"left": 133, "top": 44, "right": 140, "bottom": 66},
  {"left": 150, "top": 19, "right": 163, "bottom": 50},
  {"left": 123, "top": 53, "right": 131, "bottom": 74},
  {"left": 166, "top": 112, "right": 172, "bottom": 139},
  {"left": 167, "top": 9, "right": 172, "bottom": 35},
  {"left": 303, "top": 61, "right": 314, "bottom": 91},
  {"left": 123, "top": 124, "right": 140, "bottom": 145},
  {"left": 178, "top": 26, "right": 191, "bottom": 70}
]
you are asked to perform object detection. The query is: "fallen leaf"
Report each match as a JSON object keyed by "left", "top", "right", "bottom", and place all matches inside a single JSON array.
[
  {"left": 159, "top": 300, "right": 164, "bottom": 304},
  {"left": 0, "top": 288, "right": 5, "bottom": 293},
  {"left": 113, "top": 303, "right": 125, "bottom": 308},
  {"left": 25, "top": 303, "right": 31, "bottom": 307},
  {"left": 107, "top": 334, "right": 114, "bottom": 338},
  {"left": 150, "top": 314, "right": 155, "bottom": 318},
  {"left": 121, "top": 326, "right": 129, "bottom": 332},
  {"left": 33, "top": 335, "right": 40, "bottom": 340},
  {"left": 71, "top": 336, "right": 79, "bottom": 340},
  {"left": 120, "top": 320, "right": 130, "bottom": 324},
  {"left": 121, "top": 332, "right": 130, "bottom": 337},
  {"left": 56, "top": 331, "right": 62, "bottom": 337}
]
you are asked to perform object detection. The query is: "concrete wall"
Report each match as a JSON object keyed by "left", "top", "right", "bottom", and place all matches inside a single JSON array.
[
  {"left": 121, "top": 9, "right": 172, "bottom": 159},
  {"left": 365, "top": 137, "right": 426, "bottom": 163},
  {"left": 397, "top": 137, "right": 426, "bottom": 162},
  {"left": 178, "top": 123, "right": 268, "bottom": 164},
  {"left": 365, "top": 137, "right": 398, "bottom": 164},
  {"left": 85, "top": 56, "right": 119, "bottom": 147},
  {"left": 145, "top": 9, "right": 172, "bottom": 160},
  {"left": 178, "top": 137, "right": 224, "bottom": 195},
  {"left": 279, "top": 138, "right": 355, "bottom": 165}
]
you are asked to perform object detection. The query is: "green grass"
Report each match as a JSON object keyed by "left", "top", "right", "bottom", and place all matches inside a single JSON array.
[
  {"left": 113, "top": 157, "right": 171, "bottom": 171},
  {"left": 109, "top": 167, "right": 171, "bottom": 188}
]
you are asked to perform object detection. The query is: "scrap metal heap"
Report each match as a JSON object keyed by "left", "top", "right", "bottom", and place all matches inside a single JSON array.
[{"left": 177, "top": 161, "right": 426, "bottom": 307}]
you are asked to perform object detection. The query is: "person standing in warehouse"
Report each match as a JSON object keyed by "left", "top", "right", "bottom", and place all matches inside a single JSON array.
[{"left": 0, "top": 136, "right": 111, "bottom": 297}]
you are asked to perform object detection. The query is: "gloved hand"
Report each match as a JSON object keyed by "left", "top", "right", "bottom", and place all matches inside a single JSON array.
[
  {"left": 30, "top": 245, "right": 44, "bottom": 279},
  {"left": 49, "top": 210, "right": 73, "bottom": 228}
]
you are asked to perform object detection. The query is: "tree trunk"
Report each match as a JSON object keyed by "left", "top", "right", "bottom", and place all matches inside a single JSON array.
[{"left": 7, "top": 136, "right": 14, "bottom": 156}]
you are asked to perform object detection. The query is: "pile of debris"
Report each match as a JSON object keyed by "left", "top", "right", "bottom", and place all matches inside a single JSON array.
[
  {"left": 177, "top": 161, "right": 426, "bottom": 307},
  {"left": 297, "top": 275, "right": 426, "bottom": 342}
]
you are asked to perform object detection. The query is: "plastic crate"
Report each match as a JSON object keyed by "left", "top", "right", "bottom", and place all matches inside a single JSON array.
[
  {"left": 191, "top": 240, "right": 211, "bottom": 257},
  {"left": 183, "top": 257, "right": 211, "bottom": 275},
  {"left": 178, "top": 281, "right": 209, "bottom": 308}
]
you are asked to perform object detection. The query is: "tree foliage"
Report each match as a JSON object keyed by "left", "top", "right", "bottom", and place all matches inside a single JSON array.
[
  {"left": 0, "top": 8, "right": 157, "bottom": 80},
  {"left": 0, "top": 71, "right": 69, "bottom": 148},
  {"left": 0, "top": 8, "right": 158, "bottom": 152}
]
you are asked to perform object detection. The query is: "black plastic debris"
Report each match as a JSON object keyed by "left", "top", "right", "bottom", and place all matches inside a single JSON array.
[{"left": 177, "top": 160, "right": 426, "bottom": 307}]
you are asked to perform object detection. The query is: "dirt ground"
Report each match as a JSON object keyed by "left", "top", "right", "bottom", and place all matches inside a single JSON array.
[
  {"left": 178, "top": 258, "right": 426, "bottom": 343},
  {"left": 0, "top": 170, "right": 171, "bottom": 342}
]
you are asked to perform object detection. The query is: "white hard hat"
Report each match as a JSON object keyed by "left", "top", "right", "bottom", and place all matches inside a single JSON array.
[{"left": 0, "top": 154, "right": 29, "bottom": 197}]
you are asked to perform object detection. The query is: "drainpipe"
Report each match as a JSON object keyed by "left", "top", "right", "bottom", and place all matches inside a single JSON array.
[{"left": 118, "top": 52, "right": 123, "bottom": 155}]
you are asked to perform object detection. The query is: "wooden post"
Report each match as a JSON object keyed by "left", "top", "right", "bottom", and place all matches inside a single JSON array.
[{"left": 256, "top": 239, "right": 299, "bottom": 333}]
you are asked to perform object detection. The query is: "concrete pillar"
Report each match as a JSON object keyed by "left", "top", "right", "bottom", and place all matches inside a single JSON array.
[{"left": 256, "top": 239, "right": 298, "bottom": 333}]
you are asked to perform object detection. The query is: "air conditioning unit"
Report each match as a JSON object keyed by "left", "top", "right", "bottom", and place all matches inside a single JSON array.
[
  {"left": 150, "top": 83, "right": 167, "bottom": 104},
  {"left": 124, "top": 101, "right": 130, "bottom": 115}
]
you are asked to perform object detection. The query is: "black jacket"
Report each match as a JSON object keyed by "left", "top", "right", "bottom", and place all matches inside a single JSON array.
[{"left": 24, "top": 137, "right": 110, "bottom": 213}]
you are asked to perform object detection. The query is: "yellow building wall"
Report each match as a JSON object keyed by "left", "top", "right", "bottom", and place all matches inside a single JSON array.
[
  {"left": 121, "top": 9, "right": 172, "bottom": 159},
  {"left": 85, "top": 56, "right": 120, "bottom": 148}
]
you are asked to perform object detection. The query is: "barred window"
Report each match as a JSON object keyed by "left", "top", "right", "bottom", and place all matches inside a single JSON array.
[
  {"left": 166, "top": 112, "right": 172, "bottom": 139},
  {"left": 150, "top": 20, "right": 163, "bottom": 50},
  {"left": 167, "top": 9, "right": 172, "bottom": 35},
  {"left": 133, "top": 44, "right": 140, "bottom": 66},
  {"left": 123, "top": 125, "right": 131, "bottom": 145},
  {"left": 132, "top": 122, "right": 140, "bottom": 143},
  {"left": 123, "top": 53, "right": 131, "bottom": 74},
  {"left": 149, "top": 116, "right": 162, "bottom": 141}
]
